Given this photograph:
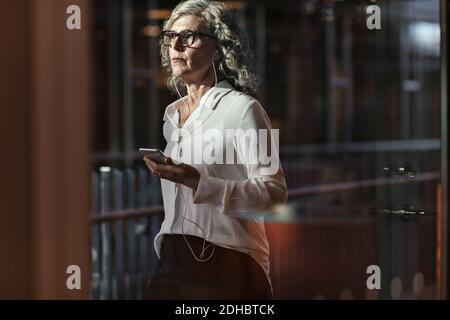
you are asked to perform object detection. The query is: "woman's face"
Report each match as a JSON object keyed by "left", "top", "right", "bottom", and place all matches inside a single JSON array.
[{"left": 168, "top": 15, "right": 217, "bottom": 84}]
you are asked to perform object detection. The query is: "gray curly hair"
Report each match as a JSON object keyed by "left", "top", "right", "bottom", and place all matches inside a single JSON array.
[{"left": 160, "top": 0, "right": 258, "bottom": 97}]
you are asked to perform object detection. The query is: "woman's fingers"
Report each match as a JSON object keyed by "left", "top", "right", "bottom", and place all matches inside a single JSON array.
[
  {"left": 156, "top": 163, "right": 178, "bottom": 179},
  {"left": 143, "top": 157, "right": 157, "bottom": 174},
  {"left": 165, "top": 157, "right": 174, "bottom": 165},
  {"left": 143, "top": 156, "right": 176, "bottom": 179},
  {"left": 144, "top": 157, "right": 198, "bottom": 188},
  {"left": 143, "top": 156, "right": 190, "bottom": 184},
  {"left": 144, "top": 162, "right": 154, "bottom": 175}
]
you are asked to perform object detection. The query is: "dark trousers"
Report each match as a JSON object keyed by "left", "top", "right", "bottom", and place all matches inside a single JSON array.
[{"left": 144, "top": 234, "right": 272, "bottom": 300}]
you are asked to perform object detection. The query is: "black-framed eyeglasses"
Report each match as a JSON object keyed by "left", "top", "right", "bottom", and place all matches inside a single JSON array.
[{"left": 160, "top": 30, "right": 216, "bottom": 47}]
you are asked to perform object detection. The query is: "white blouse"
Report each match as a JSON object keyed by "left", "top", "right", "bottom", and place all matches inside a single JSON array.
[{"left": 154, "top": 80, "right": 288, "bottom": 291}]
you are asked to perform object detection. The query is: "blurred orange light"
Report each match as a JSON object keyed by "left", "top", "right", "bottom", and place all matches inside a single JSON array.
[{"left": 146, "top": 9, "right": 172, "bottom": 20}]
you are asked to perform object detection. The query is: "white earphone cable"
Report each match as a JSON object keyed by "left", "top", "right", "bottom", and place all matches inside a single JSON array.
[{"left": 173, "top": 51, "right": 219, "bottom": 262}]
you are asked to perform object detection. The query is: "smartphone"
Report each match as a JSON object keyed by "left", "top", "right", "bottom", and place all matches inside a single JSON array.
[{"left": 139, "top": 148, "right": 167, "bottom": 164}]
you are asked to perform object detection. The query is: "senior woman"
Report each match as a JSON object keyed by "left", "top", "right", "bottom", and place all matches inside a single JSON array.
[{"left": 143, "top": 0, "right": 287, "bottom": 299}]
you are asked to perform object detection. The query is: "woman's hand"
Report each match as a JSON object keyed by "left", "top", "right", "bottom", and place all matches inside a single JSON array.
[{"left": 143, "top": 156, "right": 200, "bottom": 191}]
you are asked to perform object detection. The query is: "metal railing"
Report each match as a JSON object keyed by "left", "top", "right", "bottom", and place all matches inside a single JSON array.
[{"left": 90, "top": 166, "right": 163, "bottom": 299}]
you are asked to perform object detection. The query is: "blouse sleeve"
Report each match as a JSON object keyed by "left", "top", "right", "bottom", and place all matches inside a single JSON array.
[{"left": 192, "top": 99, "right": 288, "bottom": 215}]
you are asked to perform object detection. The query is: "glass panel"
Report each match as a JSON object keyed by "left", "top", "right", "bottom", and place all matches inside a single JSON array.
[
  {"left": 372, "top": 0, "right": 442, "bottom": 299},
  {"left": 234, "top": 0, "right": 443, "bottom": 299},
  {"left": 90, "top": 0, "right": 446, "bottom": 299}
]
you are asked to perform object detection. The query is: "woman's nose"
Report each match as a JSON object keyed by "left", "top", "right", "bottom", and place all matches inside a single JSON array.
[{"left": 170, "top": 36, "right": 184, "bottom": 51}]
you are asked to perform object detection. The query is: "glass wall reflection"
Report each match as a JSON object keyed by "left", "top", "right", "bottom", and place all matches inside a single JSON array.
[{"left": 90, "top": 0, "right": 443, "bottom": 299}]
